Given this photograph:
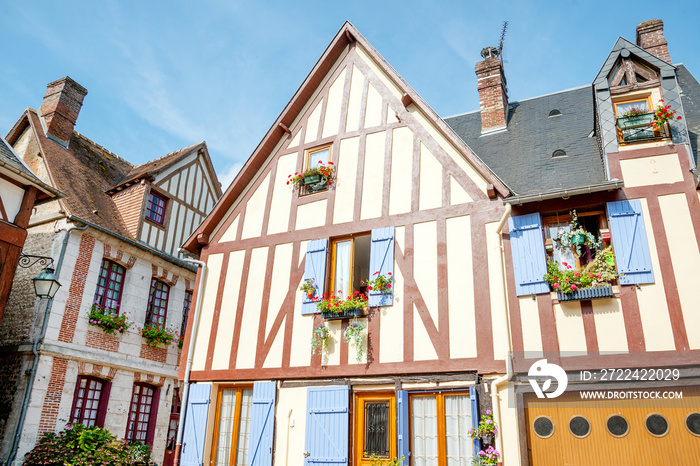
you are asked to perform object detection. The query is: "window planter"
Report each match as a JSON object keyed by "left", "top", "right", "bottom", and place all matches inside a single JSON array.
[
  {"left": 557, "top": 285, "right": 614, "bottom": 302},
  {"left": 322, "top": 307, "right": 366, "bottom": 320},
  {"left": 616, "top": 112, "right": 654, "bottom": 130},
  {"left": 302, "top": 174, "right": 322, "bottom": 185}
]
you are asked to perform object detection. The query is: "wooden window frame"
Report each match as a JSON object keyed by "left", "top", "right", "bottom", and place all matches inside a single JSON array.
[
  {"left": 613, "top": 95, "right": 656, "bottom": 145},
  {"left": 93, "top": 259, "right": 126, "bottom": 312},
  {"left": 542, "top": 209, "right": 609, "bottom": 269},
  {"left": 210, "top": 385, "right": 254, "bottom": 466},
  {"left": 70, "top": 375, "right": 109, "bottom": 428},
  {"left": 181, "top": 290, "right": 193, "bottom": 336},
  {"left": 408, "top": 390, "right": 473, "bottom": 466},
  {"left": 329, "top": 232, "right": 371, "bottom": 297},
  {"left": 146, "top": 190, "right": 169, "bottom": 226},
  {"left": 125, "top": 383, "right": 159, "bottom": 445},
  {"left": 354, "top": 392, "right": 396, "bottom": 466},
  {"left": 146, "top": 278, "right": 170, "bottom": 328},
  {"left": 300, "top": 144, "right": 332, "bottom": 197}
]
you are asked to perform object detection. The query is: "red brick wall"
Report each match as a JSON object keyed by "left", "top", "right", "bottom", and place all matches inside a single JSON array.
[
  {"left": 39, "top": 77, "right": 88, "bottom": 142},
  {"left": 475, "top": 57, "right": 508, "bottom": 131},
  {"left": 111, "top": 183, "right": 147, "bottom": 238},
  {"left": 37, "top": 357, "right": 68, "bottom": 436},
  {"left": 636, "top": 19, "right": 671, "bottom": 63},
  {"left": 140, "top": 343, "right": 167, "bottom": 363},
  {"left": 85, "top": 329, "right": 120, "bottom": 352},
  {"left": 58, "top": 234, "right": 96, "bottom": 343}
]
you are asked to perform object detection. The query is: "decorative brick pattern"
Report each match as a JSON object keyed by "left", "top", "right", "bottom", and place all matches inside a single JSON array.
[
  {"left": 185, "top": 278, "right": 192, "bottom": 291},
  {"left": 58, "top": 234, "right": 96, "bottom": 343},
  {"left": 151, "top": 265, "right": 178, "bottom": 286},
  {"left": 133, "top": 372, "right": 166, "bottom": 387},
  {"left": 111, "top": 182, "right": 147, "bottom": 238},
  {"left": 140, "top": 343, "right": 167, "bottom": 363},
  {"left": 102, "top": 242, "right": 137, "bottom": 269},
  {"left": 85, "top": 329, "right": 120, "bottom": 352},
  {"left": 37, "top": 357, "right": 68, "bottom": 436}
]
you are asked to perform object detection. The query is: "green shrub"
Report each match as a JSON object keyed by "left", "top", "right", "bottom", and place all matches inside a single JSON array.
[{"left": 23, "top": 424, "right": 134, "bottom": 465}]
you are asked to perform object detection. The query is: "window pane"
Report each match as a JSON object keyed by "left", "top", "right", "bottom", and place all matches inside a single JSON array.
[
  {"left": 364, "top": 402, "right": 389, "bottom": 457},
  {"left": 308, "top": 148, "right": 329, "bottom": 168},
  {"left": 445, "top": 395, "right": 473, "bottom": 466},
  {"left": 334, "top": 240, "right": 352, "bottom": 297},
  {"left": 214, "top": 389, "right": 237, "bottom": 466},
  {"left": 235, "top": 389, "right": 253, "bottom": 466},
  {"left": 549, "top": 225, "right": 576, "bottom": 269},
  {"left": 411, "top": 396, "right": 439, "bottom": 466},
  {"left": 353, "top": 235, "right": 371, "bottom": 292}
]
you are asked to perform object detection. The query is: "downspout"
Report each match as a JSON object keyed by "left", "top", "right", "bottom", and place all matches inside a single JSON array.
[
  {"left": 492, "top": 203, "right": 513, "bottom": 463},
  {"left": 8, "top": 222, "right": 89, "bottom": 466},
  {"left": 173, "top": 250, "right": 208, "bottom": 466}
]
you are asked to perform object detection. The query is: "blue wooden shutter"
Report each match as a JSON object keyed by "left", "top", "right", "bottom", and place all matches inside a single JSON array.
[
  {"left": 181, "top": 383, "right": 211, "bottom": 466},
  {"left": 369, "top": 227, "right": 395, "bottom": 307},
  {"left": 607, "top": 200, "right": 654, "bottom": 285},
  {"left": 508, "top": 213, "right": 549, "bottom": 296},
  {"left": 302, "top": 239, "right": 328, "bottom": 315},
  {"left": 304, "top": 385, "right": 349, "bottom": 466},
  {"left": 396, "top": 390, "right": 410, "bottom": 465},
  {"left": 250, "top": 381, "right": 276, "bottom": 466},
  {"left": 470, "top": 387, "right": 480, "bottom": 457}
]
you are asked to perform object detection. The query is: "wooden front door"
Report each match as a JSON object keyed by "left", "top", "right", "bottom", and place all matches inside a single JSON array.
[
  {"left": 354, "top": 392, "right": 396, "bottom": 466},
  {"left": 525, "top": 386, "right": 700, "bottom": 465}
]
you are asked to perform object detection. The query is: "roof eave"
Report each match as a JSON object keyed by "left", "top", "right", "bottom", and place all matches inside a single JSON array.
[{"left": 503, "top": 180, "right": 624, "bottom": 205}]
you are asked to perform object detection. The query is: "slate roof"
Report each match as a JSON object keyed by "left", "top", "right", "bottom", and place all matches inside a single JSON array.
[
  {"left": 444, "top": 86, "right": 605, "bottom": 196},
  {"left": 0, "top": 136, "right": 60, "bottom": 199},
  {"left": 677, "top": 64, "right": 700, "bottom": 169}
]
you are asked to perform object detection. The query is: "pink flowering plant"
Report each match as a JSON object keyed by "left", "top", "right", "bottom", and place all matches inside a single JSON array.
[
  {"left": 141, "top": 323, "right": 179, "bottom": 347},
  {"left": 299, "top": 278, "right": 318, "bottom": 299},
  {"left": 314, "top": 290, "right": 368, "bottom": 315},
  {"left": 477, "top": 445, "right": 500, "bottom": 465},
  {"left": 361, "top": 271, "right": 393, "bottom": 292},
  {"left": 87, "top": 302, "right": 131, "bottom": 335},
  {"left": 543, "top": 246, "right": 620, "bottom": 294},
  {"left": 469, "top": 409, "right": 498, "bottom": 439}
]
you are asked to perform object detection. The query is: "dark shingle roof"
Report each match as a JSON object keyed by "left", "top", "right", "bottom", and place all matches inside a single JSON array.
[
  {"left": 444, "top": 86, "right": 606, "bottom": 196},
  {"left": 677, "top": 64, "right": 700, "bottom": 168}
]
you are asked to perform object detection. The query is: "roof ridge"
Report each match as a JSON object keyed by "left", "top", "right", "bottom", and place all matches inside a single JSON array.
[
  {"left": 132, "top": 140, "right": 204, "bottom": 169},
  {"left": 72, "top": 131, "right": 133, "bottom": 167}
]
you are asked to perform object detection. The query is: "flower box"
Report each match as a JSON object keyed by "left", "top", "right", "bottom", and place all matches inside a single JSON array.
[
  {"left": 616, "top": 113, "right": 654, "bottom": 130},
  {"left": 557, "top": 285, "right": 614, "bottom": 302},
  {"left": 302, "top": 174, "right": 322, "bottom": 185},
  {"left": 322, "top": 307, "right": 366, "bottom": 320}
]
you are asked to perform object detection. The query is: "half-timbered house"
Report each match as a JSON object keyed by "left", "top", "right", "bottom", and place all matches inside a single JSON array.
[
  {"left": 0, "top": 77, "right": 221, "bottom": 465},
  {"left": 179, "top": 18, "right": 700, "bottom": 466}
]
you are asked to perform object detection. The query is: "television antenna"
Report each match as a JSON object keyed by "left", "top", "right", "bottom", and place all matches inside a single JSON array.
[{"left": 498, "top": 21, "right": 509, "bottom": 62}]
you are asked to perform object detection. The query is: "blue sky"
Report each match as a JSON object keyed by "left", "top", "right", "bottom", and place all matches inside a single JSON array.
[{"left": 1, "top": 1, "right": 698, "bottom": 188}]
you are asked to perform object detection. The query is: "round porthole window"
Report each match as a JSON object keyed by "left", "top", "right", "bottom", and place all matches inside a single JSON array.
[
  {"left": 606, "top": 414, "right": 629, "bottom": 438},
  {"left": 645, "top": 413, "right": 669, "bottom": 437},
  {"left": 686, "top": 412, "right": 700, "bottom": 436},
  {"left": 569, "top": 415, "right": 591, "bottom": 438},
  {"left": 533, "top": 415, "right": 555, "bottom": 439}
]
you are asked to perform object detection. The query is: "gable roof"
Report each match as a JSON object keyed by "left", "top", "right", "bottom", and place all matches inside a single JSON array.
[
  {"left": 183, "top": 21, "right": 510, "bottom": 253},
  {"left": 0, "top": 135, "right": 61, "bottom": 200},
  {"left": 593, "top": 37, "right": 675, "bottom": 88},
  {"left": 445, "top": 86, "right": 606, "bottom": 197},
  {"left": 677, "top": 64, "right": 700, "bottom": 171}
]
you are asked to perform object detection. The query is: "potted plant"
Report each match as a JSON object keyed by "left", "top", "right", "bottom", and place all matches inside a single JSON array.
[
  {"left": 554, "top": 211, "right": 601, "bottom": 257},
  {"left": 368, "top": 454, "right": 405, "bottom": 466},
  {"left": 315, "top": 290, "right": 369, "bottom": 320},
  {"left": 141, "top": 323, "right": 179, "bottom": 347},
  {"left": 299, "top": 278, "right": 317, "bottom": 299},
  {"left": 543, "top": 246, "right": 620, "bottom": 301},
  {"left": 470, "top": 409, "right": 498, "bottom": 446},
  {"left": 311, "top": 325, "right": 330, "bottom": 355},
  {"left": 476, "top": 445, "right": 500, "bottom": 465},
  {"left": 648, "top": 98, "right": 682, "bottom": 130},
  {"left": 361, "top": 271, "right": 393, "bottom": 292},
  {"left": 87, "top": 302, "right": 131, "bottom": 335},
  {"left": 287, "top": 161, "right": 335, "bottom": 192},
  {"left": 344, "top": 320, "right": 365, "bottom": 362}
]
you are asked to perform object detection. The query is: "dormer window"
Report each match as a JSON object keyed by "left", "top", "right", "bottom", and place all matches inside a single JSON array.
[
  {"left": 146, "top": 190, "right": 168, "bottom": 226},
  {"left": 614, "top": 97, "right": 657, "bottom": 143}
]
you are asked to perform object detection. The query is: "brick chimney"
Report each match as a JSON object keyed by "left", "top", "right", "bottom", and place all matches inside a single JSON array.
[
  {"left": 636, "top": 19, "right": 671, "bottom": 63},
  {"left": 39, "top": 77, "right": 88, "bottom": 145},
  {"left": 475, "top": 47, "right": 508, "bottom": 133}
]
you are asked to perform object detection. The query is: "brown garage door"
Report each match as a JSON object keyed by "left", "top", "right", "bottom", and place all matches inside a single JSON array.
[{"left": 524, "top": 386, "right": 700, "bottom": 465}]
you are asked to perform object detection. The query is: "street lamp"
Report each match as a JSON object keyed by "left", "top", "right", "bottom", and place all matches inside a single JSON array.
[{"left": 18, "top": 254, "right": 62, "bottom": 299}]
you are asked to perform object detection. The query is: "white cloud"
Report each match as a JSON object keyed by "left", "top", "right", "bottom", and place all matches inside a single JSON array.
[{"left": 218, "top": 161, "right": 244, "bottom": 191}]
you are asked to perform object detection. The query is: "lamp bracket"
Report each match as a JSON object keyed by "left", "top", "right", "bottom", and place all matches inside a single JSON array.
[{"left": 18, "top": 254, "right": 55, "bottom": 270}]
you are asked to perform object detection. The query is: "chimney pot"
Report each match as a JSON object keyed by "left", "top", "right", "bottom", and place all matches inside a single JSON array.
[
  {"left": 39, "top": 77, "right": 88, "bottom": 145},
  {"left": 636, "top": 19, "right": 671, "bottom": 63}
]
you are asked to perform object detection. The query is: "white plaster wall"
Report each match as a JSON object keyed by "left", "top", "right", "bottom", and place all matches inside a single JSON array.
[
  {"left": 619, "top": 153, "right": 683, "bottom": 188},
  {"left": 304, "top": 100, "right": 323, "bottom": 144},
  {"left": 236, "top": 247, "right": 268, "bottom": 369},
  {"left": 389, "top": 127, "right": 413, "bottom": 216},
  {"left": 241, "top": 172, "right": 270, "bottom": 239},
  {"left": 486, "top": 221, "right": 508, "bottom": 360},
  {"left": 321, "top": 67, "right": 346, "bottom": 139},
  {"left": 296, "top": 200, "right": 327, "bottom": 230},
  {"left": 267, "top": 153, "right": 296, "bottom": 235},
  {"left": 0, "top": 177, "right": 25, "bottom": 222},
  {"left": 364, "top": 84, "right": 383, "bottom": 129},
  {"left": 193, "top": 254, "right": 224, "bottom": 370},
  {"left": 592, "top": 298, "right": 629, "bottom": 354},
  {"left": 518, "top": 297, "right": 543, "bottom": 359},
  {"left": 418, "top": 144, "right": 442, "bottom": 211},
  {"left": 553, "top": 302, "right": 587, "bottom": 356},
  {"left": 345, "top": 65, "right": 365, "bottom": 133},
  {"left": 379, "top": 226, "right": 404, "bottom": 363},
  {"left": 212, "top": 250, "right": 246, "bottom": 370},
  {"left": 273, "top": 387, "right": 308, "bottom": 466},
  {"left": 219, "top": 214, "right": 240, "bottom": 243},
  {"left": 360, "top": 131, "right": 385, "bottom": 220},
  {"left": 333, "top": 136, "right": 359, "bottom": 225},
  {"left": 446, "top": 215, "right": 476, "bottom": 359}
]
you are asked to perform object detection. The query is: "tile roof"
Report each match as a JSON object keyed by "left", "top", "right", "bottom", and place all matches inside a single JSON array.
[
  {"left": 444, "top": 86, "right": 606, "bottom": 196},
  {"left": 677, "top": 64, "right": 700, "bottom": 169}
]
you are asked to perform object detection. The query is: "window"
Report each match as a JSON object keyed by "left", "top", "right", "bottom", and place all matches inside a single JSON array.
[
  {"left": 330, "top": 233, "right": 371, "bottom": 298},
  {"left": 410, "top": 392, "right": 475, "bottom": 466},
  {"left": 542, "top": 209, "right": 608, "bottom": 269},
  {"left": 614, "top": 97, "right": 655, "bottom": 143},
  {"left": 146, "top": 279, "right": 170, "bottom": 327},
  {"left": 146, "top": 190, "right": 168, "bottom": 225},
  {"left": 181, "top": 290, "right": 192, "bottom": 337},
  {"left": 70, "top": 376, "right": 109, "bottom": 427},
  {"left": 355, "top": 393, "right": 395, "bottom": 466},
  {"left": 301, "top": 144, "right": 332, "bottom": 196},
  {"left": 93, "top": 259, "right": 126, "bottom": 311},
  {"left": 125, "top": 383, "right": 159, "bottom": 444},
  {"left": 211, "top": 386, "right": 253, "bottom": 466}
]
